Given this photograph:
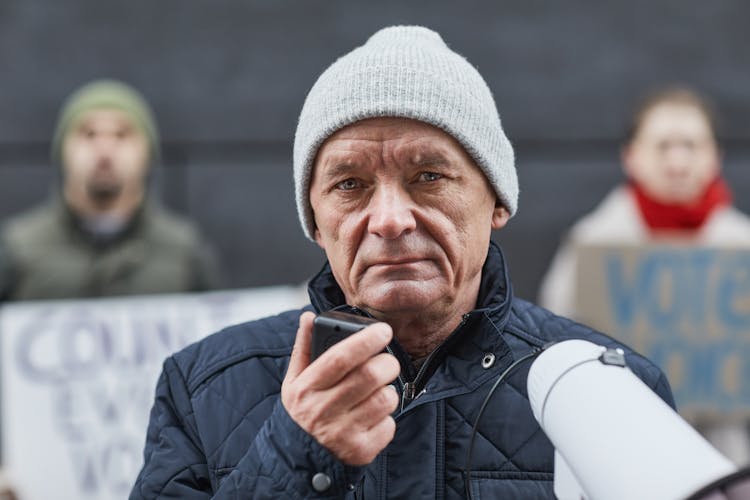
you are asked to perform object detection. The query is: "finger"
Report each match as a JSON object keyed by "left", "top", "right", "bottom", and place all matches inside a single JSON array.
[
  {"left": 343, "top": 384, "right": 399, "bottom": 430},
  {"left": 286, "top": 311, "right": 316, "bottom": 380},
  {"left": 316, "top": 353, "right": 400, "bottom": 411},
  {"left": 342, "top": 416, "right": 397, "bottom": 466},
  {"left": 306, "top": 322, "right": 393, "bottom": 389}
]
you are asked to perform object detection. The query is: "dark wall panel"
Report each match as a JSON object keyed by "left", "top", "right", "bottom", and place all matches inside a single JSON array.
[
  {"left": 2, "top": 1, "right": 749, "bottom": 298},
  {"left": 184, "top": 160, "right": 325, "bottom": 288},
  {"left": 2, "top": 1, "right": 750, "bottom": 142}
]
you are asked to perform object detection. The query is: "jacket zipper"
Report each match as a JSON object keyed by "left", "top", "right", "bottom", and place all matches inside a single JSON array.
[
  {"left": 399, "top": 313, "right": 470, "bottom": 412},
  {"left": 385, "top": 344, "right": 406, "bottom": 391},
  {"left": 334, "top": 305, "right": 471, "bottom": 413},
  {"left": 353, "top": 475, "right": 364, "bottom": 500}
]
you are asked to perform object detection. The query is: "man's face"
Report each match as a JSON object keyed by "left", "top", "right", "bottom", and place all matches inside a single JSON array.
[
  {"left": 623, "top": 102, "right": 720, "bottom": 204},
  {"left": 62, "top": 108, "right": 150, "bottom": 208},
  {"left": 309, "top": 117, "right": 509, "bottom": 317}
]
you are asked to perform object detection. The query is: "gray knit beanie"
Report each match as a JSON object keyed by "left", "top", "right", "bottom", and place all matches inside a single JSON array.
[{"left": 294, "top": 25, "right": 517, "bottom": 240}]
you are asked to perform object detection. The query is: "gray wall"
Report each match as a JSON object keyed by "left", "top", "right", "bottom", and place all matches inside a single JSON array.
[{"left": 2, "top": 1, "right": 749, "bottom": 300}]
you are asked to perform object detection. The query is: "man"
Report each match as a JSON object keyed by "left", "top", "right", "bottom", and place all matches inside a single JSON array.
[
  {"left": 539, "top": 87, "right": 750, "bottom": 465},
  {"left": 132, "top": 26, "right": 672, "bottom": 498},
  {"left": 0, "top": 79, "right": 221, "bottom": 300}
]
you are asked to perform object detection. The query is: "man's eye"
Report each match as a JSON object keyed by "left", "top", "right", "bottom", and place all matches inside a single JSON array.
[
  {"left": 335, "top": 179, "right": 360, "bottom": 191},
  {"left": 419, "top": 172, "right": 443, "bottom": 182}
]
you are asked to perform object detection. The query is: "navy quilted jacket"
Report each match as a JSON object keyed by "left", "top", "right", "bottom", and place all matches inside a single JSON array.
[{"left": 131, "top": 243, "right": 674, "bottom": 499}]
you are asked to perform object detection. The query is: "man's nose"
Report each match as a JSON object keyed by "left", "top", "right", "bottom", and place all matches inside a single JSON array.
[
  {"left": 367, "top": 184, "right": 417, "bottom": 239},
  {"left": 93, "top": 133, "right": 119, "bottom": 154}
]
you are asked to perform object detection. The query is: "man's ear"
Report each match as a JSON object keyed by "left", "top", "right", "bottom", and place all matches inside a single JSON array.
[
  {"left": 491, "top": 204, "right": 510, "bottom": 230},
  {"left": 313, "top": 227, "right": 325, "bottom": 250}
]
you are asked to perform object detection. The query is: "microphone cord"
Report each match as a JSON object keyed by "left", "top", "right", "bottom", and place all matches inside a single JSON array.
[{"left": 464, "top": 346, "right": 546, "bottom": 500}]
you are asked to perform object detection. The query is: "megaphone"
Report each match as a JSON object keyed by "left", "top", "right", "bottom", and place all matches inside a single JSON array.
[{"left": 527, "top": 339, "right": 750, "bottom": 500}]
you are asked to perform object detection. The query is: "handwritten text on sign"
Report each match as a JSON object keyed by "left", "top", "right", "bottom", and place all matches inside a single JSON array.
[
  {"left": 0, "top": 287, "right": 306, "bottom": 500},
  {"left": 575, "top": 245, "right": 750, "bottom": 418}
]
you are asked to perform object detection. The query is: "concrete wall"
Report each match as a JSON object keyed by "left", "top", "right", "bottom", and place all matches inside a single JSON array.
[{"left": 2, "top": 0, "right": 749, "bottom": 300}]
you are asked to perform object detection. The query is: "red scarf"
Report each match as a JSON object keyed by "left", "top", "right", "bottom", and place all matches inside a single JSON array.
[{"left": 630, "top": 177, "right": 733, "bottom": 231}]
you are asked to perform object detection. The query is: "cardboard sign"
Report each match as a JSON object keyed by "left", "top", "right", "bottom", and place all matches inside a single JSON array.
[
  {"left": 0, "top": 286, "right": 307, "bottom": 500},
  {"left": 575, "top": 244, "right": 750, "bottom": 420}
]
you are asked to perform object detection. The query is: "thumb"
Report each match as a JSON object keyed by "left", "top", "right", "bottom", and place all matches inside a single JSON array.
[{"left": 286, "top": 311, "right": 315, "bottom": 380}]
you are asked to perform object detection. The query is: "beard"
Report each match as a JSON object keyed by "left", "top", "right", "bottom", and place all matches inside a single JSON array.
[{"left": 86, "top": 175, "right": 123, "bottom": 205}]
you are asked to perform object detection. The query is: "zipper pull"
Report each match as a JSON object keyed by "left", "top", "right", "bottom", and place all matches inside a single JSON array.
[
  {"left": 401, "top": 382, "right": 416, "bottom": 411},
  {"left": 400, "top": 382, "right": 427, "bottom": 412}
]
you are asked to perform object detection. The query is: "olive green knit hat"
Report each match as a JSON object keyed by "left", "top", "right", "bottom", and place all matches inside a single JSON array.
[{"left": 51, "top": 79, "right": 160, "bottom": 166}]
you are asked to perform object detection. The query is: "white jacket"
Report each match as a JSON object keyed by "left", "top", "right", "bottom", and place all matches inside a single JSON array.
[{"left": 539, "top": 185, "right": 750, "bottom": 319}]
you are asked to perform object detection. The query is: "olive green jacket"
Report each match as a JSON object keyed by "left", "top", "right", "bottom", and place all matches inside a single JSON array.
[{"left": 0, "top": 199, "right": 221, "bottom": 301}]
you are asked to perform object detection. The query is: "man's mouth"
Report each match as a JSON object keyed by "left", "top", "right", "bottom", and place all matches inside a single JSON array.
[{"left": 370, "top": 258, "right": 426, "bottom": 267}]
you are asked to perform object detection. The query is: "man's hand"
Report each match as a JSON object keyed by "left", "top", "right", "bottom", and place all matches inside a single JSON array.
[{"left": 281, "top": 311, "right": 401, "bottom": 466}]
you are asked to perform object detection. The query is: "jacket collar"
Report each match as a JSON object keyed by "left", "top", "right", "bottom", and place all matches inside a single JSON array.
[
  {"left": 307, "top": 241, "right": 516, "bottom": 409},
  {"left": 54, "top": 196, "right": 149, "bottom": 248}
]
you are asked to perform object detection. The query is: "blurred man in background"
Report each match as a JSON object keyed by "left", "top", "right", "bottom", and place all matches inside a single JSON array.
[
  {"left": 0, "top": 79, "right": 221, "bottom": 300},
  {"left": 539, "top": 86, "right": 750, "bottom": 464}
]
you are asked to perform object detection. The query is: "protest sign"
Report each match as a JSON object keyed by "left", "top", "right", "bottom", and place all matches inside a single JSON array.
[
  {"left": 575, "top": 244, "right": 750, "bottom": 420},
  {"left": 0, "top": 286, "right": 306, "bottom": 500}
]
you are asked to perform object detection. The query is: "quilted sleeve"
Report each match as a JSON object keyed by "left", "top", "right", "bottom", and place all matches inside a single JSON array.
[
  {"left": 130, "top": 357, "right": 364, "bottom": 499},
  {"left": 130, "top": 358, "right": 212, "bottom": 499},
  {"left": 215, "top": 399, "right": 365, "bottom": 499}
]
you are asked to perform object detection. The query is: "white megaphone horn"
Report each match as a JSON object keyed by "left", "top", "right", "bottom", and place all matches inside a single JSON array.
[{"left": 527, "top": 339, "right": 750, "bottom": 500}]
